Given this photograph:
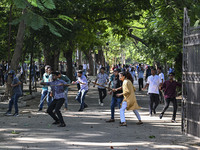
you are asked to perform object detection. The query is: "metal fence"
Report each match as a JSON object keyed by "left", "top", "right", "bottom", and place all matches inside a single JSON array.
[{"left": 182, "top": 8, "right": 200, "bottom": 137}]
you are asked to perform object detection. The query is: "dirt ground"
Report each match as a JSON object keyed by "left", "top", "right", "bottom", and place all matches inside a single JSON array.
[{"left": 0, "top": 80, "right": 200, "bottom": 150}]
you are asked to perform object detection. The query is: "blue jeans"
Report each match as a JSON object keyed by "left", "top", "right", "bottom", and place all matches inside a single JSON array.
[
  {"left": 8, "top": 93, "right": 21, "bottom": 114},
  {"left": 64, "top": 89, "right": 68, "bottom": 108},
  {"left": 39, "top": 90, "right": 52, "bottom": 109},
  {"left": 76, "top": 89, "right": 88, "bottom": 110},
  {"left": 111, "top": 97, "right": 123, "bottom": 119},
  {"left": 120, "top": 101, "right": 141, "bottom": 123}
]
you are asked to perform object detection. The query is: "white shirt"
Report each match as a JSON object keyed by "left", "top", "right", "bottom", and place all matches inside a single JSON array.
[
  {"left": 83, "top": 64, "right": 87, "bottom": 70},
  {"left": 63, "top": 64, "right": 67, "bottom": 72},
  {"left": 147, "top": 75, "right": 162, "bottom": 94},
  {"left": 159, "top": 72, "right": 165, "bottom": 83}
]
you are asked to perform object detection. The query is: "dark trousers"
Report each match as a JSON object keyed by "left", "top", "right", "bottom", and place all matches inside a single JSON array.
[
  {"left": 138, "top": 78, "right": 143, "bottom": 91},
  {"left": 159, "top": 90, "right": 164, "bottom": 103},
  {"left": 149, "top": 93, "right": 159, "bottom": 114},
  {"left": 47, "top": 98, "right": 65, "bottom": 124},
  {"left": 161, "top": 98, "right": 177, "bottom": 120},
  {"left": 98, "top": 88, "right": 107, "bottom": 103},
  {"left": 77, "top": 83, "right": 80, "bottom": 90},
  {"left": 0, "top": 75, "right": 4, "bottom": 85}
]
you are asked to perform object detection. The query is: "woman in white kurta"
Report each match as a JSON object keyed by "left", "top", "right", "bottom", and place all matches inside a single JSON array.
[{"left": 116, "top": 72, "right": 143, "bottom": 126}]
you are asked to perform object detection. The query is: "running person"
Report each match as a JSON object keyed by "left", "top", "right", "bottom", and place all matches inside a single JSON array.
[
  {"left": 93, "top": 67, "right": 109, "bottom": 106},
  {"left": 116, "top": 72, "right": 143, "bottom": 126},
  {"left": 41, "top": 71, "right": 69, "bottom": 127}
]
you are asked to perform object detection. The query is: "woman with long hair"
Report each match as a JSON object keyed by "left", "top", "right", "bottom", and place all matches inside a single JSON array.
[{"left": 116, "top": 71, "right": 143, "bottom": 126}]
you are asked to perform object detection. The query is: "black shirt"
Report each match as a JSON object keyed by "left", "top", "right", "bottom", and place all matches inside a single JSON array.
[{"left": 113, "top": 75, "right": 123, "bottom": 98}]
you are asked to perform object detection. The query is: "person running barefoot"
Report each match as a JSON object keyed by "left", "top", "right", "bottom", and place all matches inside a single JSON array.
[{"left": 116, "top": 71, "right": 143, "bottom": 126}]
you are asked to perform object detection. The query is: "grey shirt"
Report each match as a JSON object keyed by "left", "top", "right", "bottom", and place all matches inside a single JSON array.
[{"left": 12, "top": 76, "right": 22, "bottom": 95}]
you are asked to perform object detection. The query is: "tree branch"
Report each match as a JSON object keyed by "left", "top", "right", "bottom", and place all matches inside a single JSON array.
[
  {"left": 128, "top": 29, "right": 148, "bottom": 47},
  {"left": 95, "top": 17, "right": 109, "bottom": 22},
  {"left": 130, "top": 26, "right": 146, "bottom": 29}
]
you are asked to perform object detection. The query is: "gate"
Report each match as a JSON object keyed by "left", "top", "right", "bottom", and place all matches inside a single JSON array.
[{"left": 182, "top": 8, "right": 200, "bottom": 137}]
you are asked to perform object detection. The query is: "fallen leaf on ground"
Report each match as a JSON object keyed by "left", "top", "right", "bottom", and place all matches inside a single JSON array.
[
  {"left": 149, "top": 135, "right": 156, "bottom": 139},
  {"left": 11, "top": 130, "right": 20, "bottom": 134}
]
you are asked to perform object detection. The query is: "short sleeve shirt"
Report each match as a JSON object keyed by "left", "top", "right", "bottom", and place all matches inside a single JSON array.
[
  {"left": 159, "top": 73, "right": 165, "bottom": 83},
  {"left": 138, "top": 68, "right": 144, "bottom": 79},
  {"left": 77, "top": 75, "right": 88, "bottom": 91},
  {"left": 96, "top": 73, "right": 108, "bottom": 89},
  {"left": 12, "top": 77, "right": 22, "bottom": 95},
  {"left": 147, "top": 75, "right": 162, "bottom": 94}
]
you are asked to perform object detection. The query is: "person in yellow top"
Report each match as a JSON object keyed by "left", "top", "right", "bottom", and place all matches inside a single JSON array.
[{"left": 116, "top": 72, "right": 143, "bottom": 126}]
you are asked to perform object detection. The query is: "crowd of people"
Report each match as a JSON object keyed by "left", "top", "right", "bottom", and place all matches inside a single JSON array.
[{"left": 3, "top": 60, "right": 180, "bottom": 127}]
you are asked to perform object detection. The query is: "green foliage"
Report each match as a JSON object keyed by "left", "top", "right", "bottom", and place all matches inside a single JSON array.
[
  {"left": 48, "top": 23, "right": 62, "bottom": 37},
  {"left": 13, "top": 0, "right": 28, "bottom": 9}
]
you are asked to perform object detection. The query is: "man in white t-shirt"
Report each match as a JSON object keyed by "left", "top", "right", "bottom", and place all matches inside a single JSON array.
[
  {"left": 83, "top": 62, "right": 87, "bottom": 75},
  {"left": 142, "top": 68, "right": 162, "bottom": 116},
  {"left": 157, "top": 67, "right": 165, "bottom": 104}
]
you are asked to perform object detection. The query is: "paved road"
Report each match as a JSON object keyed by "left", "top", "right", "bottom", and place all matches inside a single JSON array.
[{"left": 0, "top": 80, "right": 199, "bottom": 150}]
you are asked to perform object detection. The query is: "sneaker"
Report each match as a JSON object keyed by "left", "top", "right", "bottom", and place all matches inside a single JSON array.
[
  {"left": 159, "top": 113, "right": 163, "bottom": 119},
  {"left": 84, "top": 104, "right": 88, "bottom": 108},
  {"left": 120, "top": 122, "right": 127, "bottom": 126},
  {"left": 38, "top": 108, "right": 42, "bottom": 111},
  {"left": 98, "top": 99, "right": 101, "bottom": 105},
  {"left": 5, "top": 111, "right": 12, "bottom": 116},
  {"left": 171, "top": 120, "right": 177, "bottom": 123},
  {"left": 58, "top": 123, "right": 66, "bottom": 127},
  {"left": 100, "top": 103, "right": 104, "bottom": 106},
  {"left": 78, "top": 109, "right": 83, "bottom": 112},
  {"left": 153, "top": 109, "right": 156, "bottom": 115},
  {"left": 106, "top": 119, "right": 115, "bottom": 123},
  {"left": 136, "top": 121, "right": 143, "bottom": 125},
  {"left": 13, "top": 113, "right": 19, "bottom": 117},
  {"left": 52, "top": 121, "right": 60, "bottom": 125},
  {"left": 64, "top": 108, "right": 68, "bottom": 111}
]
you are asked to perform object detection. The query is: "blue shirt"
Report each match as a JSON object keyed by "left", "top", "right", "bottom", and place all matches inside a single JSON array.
[
  {"left": 46, "top": 80, "right": 67, "bottom": 100},
  {"left": 138, "top": 68, "right": 144, "bottom": 79},
  {"left": 77, "top": 75, "right": 88, "bottom": 91}
]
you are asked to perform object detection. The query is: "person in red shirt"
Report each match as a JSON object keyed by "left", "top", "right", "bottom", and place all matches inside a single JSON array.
[{"left": 159, "top": 72, "right": 181, "bottom": 122}]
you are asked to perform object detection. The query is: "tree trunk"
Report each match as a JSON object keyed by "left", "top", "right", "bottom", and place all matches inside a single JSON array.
[
  {"left": 29, "top": 49, "right": 33, "bottom": 95},
  {"left": 65, "top": 41, "right": 74, "bottom": 80},
  {"left": 43, "top": 46, "right": 54, "bottom": 68},
  {"left": 10, "top": 9, "right": 26, "bottom": 71},
  {"left": 77, "top": 49, "right": 82, "bottom": 67},
  {"left": 98, "top": 47, "right": 105, "bottom": 67},
  {"left": 6, "top": 9, "right": 26, "bottom": 97},
  {"left": 7, "top": 4, "right": 13, "bottom": 66},
  {"left": 84, "top": 49, "right": 94, "bottom": 76},
  {"left": 53, "top": 49, "right": 60, "bottom": 71}
]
